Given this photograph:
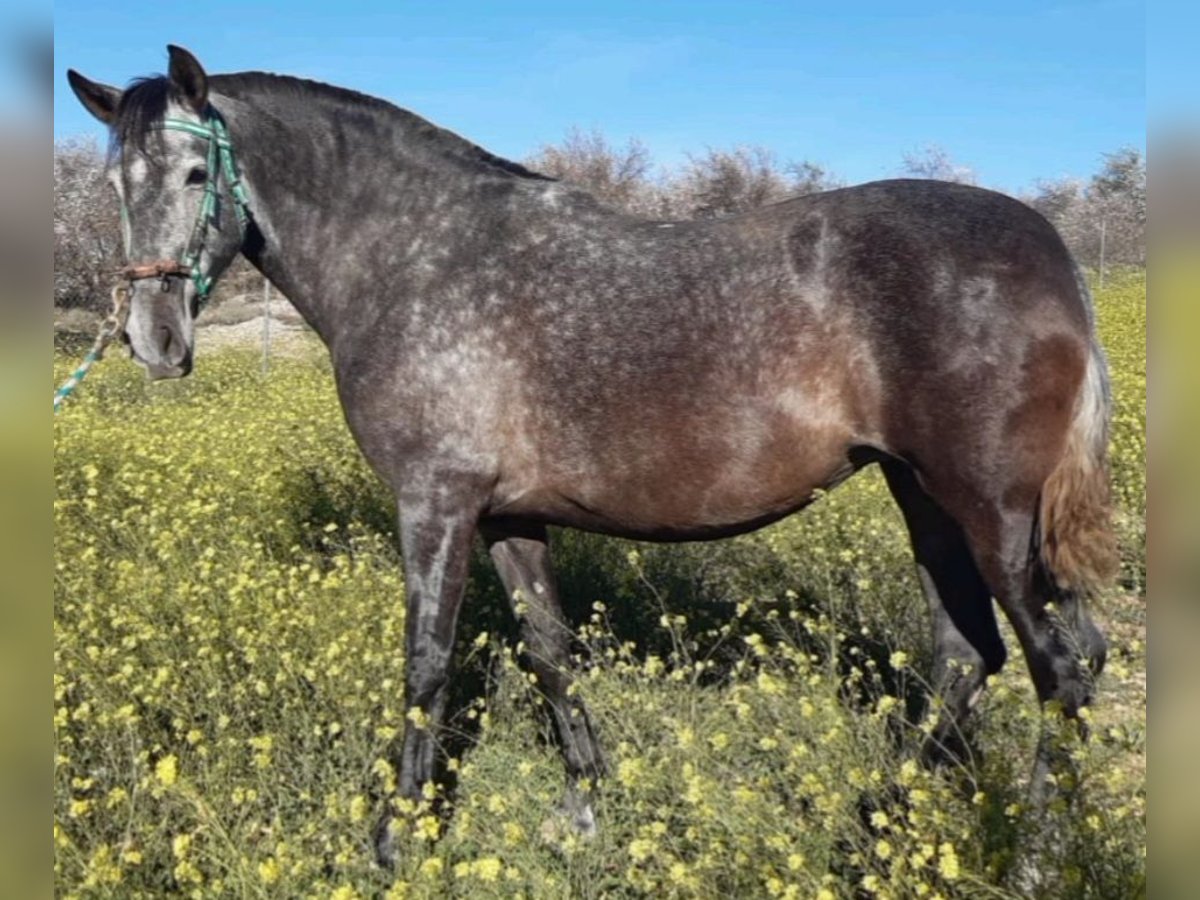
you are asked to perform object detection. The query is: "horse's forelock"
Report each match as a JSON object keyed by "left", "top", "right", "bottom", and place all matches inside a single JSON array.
[{"left": 111, "top": 75, "right": 176, "bottom": 159}]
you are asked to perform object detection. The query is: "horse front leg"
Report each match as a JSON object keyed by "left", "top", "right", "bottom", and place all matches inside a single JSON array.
[
  {"left": 481, "top": 520, "right": 606, "bottom": 839},
  {"left": 374, "top": 480, "right": 482, "bottom": 869}
]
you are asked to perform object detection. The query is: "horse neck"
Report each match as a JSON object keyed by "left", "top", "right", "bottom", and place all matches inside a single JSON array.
[{"left": 215, "top": 86, "right": 533, "bottom": 350}]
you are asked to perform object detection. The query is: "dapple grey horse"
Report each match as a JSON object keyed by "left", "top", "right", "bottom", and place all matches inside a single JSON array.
[{"left": 68, "top": 45, "right": 1115, "bottom": 866}]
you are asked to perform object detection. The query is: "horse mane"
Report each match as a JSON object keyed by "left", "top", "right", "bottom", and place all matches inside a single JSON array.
[{"left": 112, "top": 70, "right": 554, "bottom": 182}]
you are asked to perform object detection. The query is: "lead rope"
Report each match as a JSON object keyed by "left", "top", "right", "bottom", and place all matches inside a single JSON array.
[{"left": 53, "top": 284, "right": 131, "bottom": 414}]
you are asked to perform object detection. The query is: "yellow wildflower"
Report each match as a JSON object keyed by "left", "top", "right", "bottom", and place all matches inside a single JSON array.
[
  {"left": 473, "top": 857, "right": 502, "bottom": 882},
  {"left": 155, "top": 755, "right": 178, "bottom": 787},
  {"left": 257, "top": 858, "right": 280, "bottom": 884},
  {"left": 418, "top": 857, "right": 444, "bottom": 878}
]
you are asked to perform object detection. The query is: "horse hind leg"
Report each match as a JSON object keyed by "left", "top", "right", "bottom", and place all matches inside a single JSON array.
[
  {"left": 915, "top": 349, "right": 1113, "bottom": 808},
  {"left": 881, "top": 459, "right": 1007, "bottom": 766},
  {"left": 956, "top": 493, "right": 1108, "bottom": 779},
  {"left": 480, "top": 520, "right": 606, "bottom": 839}
]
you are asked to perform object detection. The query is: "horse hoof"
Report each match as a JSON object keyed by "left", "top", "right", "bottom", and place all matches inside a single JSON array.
[
  {"left": 1011, "top": 853, "right": 1050, "bottom": 896},
  {"left": 372, "top": 814, "right": 399, "bottom": 870},
  {"left": 539, "top": 794, "right": 597, "bottom": 848}
]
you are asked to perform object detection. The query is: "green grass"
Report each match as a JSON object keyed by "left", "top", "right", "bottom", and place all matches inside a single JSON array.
[{"left": 54, "top": 273, "right": 1145, "bottom": 898}]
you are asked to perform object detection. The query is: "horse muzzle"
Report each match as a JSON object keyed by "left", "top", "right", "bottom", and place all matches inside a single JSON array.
[
  {"left": 120, "top": 261, "right": 195, "bottom": 379},
  {"left": 126, "top": 317, "right": 193, "bottom": 379},
  {"left": 141, "top": 324, "right": 193, "bottom": 379}
]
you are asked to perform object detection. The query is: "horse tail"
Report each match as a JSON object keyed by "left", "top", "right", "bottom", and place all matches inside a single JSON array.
[{"left": 1036, "top": 268, "right": 1118, "bottom": 596}]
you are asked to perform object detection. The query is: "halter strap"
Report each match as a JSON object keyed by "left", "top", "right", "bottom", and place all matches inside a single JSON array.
[{"left": 119, "top": 107, "right": 253, "bottom": 307}]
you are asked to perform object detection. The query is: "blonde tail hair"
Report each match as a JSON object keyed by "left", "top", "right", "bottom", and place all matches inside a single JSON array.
[{"left": 1038, "top": 273, "right": 1119, "bottom": 595}]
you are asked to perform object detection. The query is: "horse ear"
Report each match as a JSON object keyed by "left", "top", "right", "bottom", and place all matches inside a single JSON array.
[
  {"left": 167, "top": 44, "right": 208, "bottom": 113},
  {"left": 67, "top": 69, "right": 121, "bottom": 125}
]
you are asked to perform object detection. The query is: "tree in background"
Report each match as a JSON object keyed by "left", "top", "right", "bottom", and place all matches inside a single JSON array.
[
  {"left": 54, "top": 138, "right": 122, "bottom": 313},
  {"left": 669, "top": 147, "right": 841, "bottom": 219},
  {"left": 900, "top": 144, "right": 978, "bottom": 185},
  {"left": 525, "top": 128, "right": 660, "bottom": 216},
  {"left": 524, "top": 133, "right": 839, "bottom": 220},
  {"left": 1088, "top": 147, "right": 1146, "bottom": 268},
  {"left": 1025, "top": 147, "right": 1145, "bottom": 275}
]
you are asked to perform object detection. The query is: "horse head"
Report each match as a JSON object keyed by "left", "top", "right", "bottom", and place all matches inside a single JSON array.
[{"left": 67, "top": 45, "right": 248, "bottom": 379}]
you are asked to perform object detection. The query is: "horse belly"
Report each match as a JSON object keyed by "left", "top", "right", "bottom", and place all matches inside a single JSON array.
[{"left": 495, "top": 408, "right": 857, "bottom": 541}]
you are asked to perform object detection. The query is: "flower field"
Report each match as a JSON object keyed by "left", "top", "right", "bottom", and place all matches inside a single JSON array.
[{"left": 54, "top": 273, "right": 1145, "bottom": 898}]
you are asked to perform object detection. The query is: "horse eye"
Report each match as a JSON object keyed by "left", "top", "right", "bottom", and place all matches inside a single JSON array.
[{"left": 185, "top": 166, "right": 208, "bottom": 186}]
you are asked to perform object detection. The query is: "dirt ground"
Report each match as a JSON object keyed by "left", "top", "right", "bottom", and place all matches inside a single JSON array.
[
  {"left": 195, "top": 315, "right": 316, "bottom": 356},
  {"left": 55, "top": 297, "right": 318, "bottom": 358}
]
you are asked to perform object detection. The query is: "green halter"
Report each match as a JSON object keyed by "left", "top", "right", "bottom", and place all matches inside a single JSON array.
[{"left": 128, "top": 107, "right": 253, "bottom": 305}]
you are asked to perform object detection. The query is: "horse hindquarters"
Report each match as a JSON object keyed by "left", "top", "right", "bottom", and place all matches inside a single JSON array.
[{"left": 906, "top": 330, "right": 1114, "bottom": 785}]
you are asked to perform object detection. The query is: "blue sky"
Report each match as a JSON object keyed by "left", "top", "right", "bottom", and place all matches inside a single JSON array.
[{"left": 53, "top": 1, "right": 1145, "bottom": 194}]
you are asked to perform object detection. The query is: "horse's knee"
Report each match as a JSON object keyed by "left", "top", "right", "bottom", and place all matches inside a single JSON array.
[{"left": 406, "top": 653, "right": 452, "bottom": 710}]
